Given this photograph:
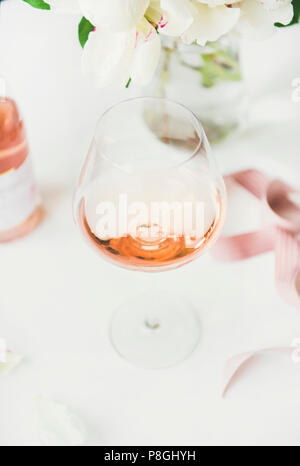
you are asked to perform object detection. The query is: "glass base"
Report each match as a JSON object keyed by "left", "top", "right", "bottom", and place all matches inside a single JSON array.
[{"left": 110, "top": 290, "right": 200, "bottom": 369}]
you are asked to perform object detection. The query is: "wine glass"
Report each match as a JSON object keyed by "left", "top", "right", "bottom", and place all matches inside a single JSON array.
[{"left": 74, "top": 97, "right": 226, "bottom": 369}]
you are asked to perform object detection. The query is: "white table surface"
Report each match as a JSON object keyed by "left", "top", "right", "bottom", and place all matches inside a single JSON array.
[{"left": 1, "top": 0, "right": 300, "bottom": 446}]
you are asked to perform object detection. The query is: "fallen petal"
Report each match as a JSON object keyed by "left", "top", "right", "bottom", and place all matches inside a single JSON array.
[
  {"left": 0, "top": 351, "right": 23, "bottom": 376},
  {"left": 36, "top": 396, "right": 86, "bottom": 446}
]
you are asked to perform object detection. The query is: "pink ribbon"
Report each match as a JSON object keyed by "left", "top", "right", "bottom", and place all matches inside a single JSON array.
[{"left": 213, "top": 170, "right": 300, "bottom": 309}]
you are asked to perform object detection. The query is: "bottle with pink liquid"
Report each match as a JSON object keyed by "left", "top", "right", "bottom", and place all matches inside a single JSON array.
[{"left": 0, "top": 79, "right": 42, "bottom": 242}]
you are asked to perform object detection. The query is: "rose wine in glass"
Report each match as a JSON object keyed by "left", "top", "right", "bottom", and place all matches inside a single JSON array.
[
  {"left": 78, "top": 188, "right": 223, "bottom": 271},
  {"left": 74, "top": 97, "right": 226, "bottom": 368}
]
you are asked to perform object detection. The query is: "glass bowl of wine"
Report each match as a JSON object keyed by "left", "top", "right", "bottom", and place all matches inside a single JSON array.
[{"left": 74, "top": 97, "right": 226, "bottom": 369}]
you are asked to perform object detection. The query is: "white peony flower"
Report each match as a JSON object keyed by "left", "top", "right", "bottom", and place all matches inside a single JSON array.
[
  {"left": 48, "top": 0, "right": 193, "bottom": 87},
  {"left": 46, "top": 0, "right": 295, "bottom": 87}
]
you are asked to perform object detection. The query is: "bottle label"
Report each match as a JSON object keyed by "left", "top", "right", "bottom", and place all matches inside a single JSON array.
[{"left": 0, "top": 156, "right": 39, "bottom": 232}]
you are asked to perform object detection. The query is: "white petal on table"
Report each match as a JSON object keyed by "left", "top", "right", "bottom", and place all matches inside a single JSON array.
[
  {"left": 0, "top": 351, "right": 23, "bottom": 376},
  {"left": 36, "top": 397, "right": 86, "bottom": 446}
]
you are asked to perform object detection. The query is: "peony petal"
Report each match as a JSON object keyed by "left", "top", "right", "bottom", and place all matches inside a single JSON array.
[
  {"left": 82, "top": 28, "right": 136, "bottom": 88},
  {"left": 237, "top": 0, "right": 294, "bottom": 39},
  {"left": 78, "top": 0, "right": 150, "bottom": 31},
  {"left": 159, "top": 0, "right": 194, "bottom": 36},
  {"left": 201, "top": 0, "right": 240, "bottom": 5},
  {"left": 182, "top": 4, "right": 241, "bottom": 46},
  {"left": 36, "top": 397, "right": 86, "bottom": 447},
  {"left": 131, "top": 29, "right": 162, "bottom": 86},
  {"left": 47, "top": 0, "right": 81, "bottom": 14},
  {"left": 270, "top": 4, "right": 294, "bottom": 25}
]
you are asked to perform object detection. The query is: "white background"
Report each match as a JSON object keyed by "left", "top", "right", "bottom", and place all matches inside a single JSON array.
[{"left": 0, "top": 0, "right": 300, "bottom": 446}]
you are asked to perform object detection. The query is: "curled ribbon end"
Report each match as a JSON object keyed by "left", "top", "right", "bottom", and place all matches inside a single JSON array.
[{"left": 222, "top": 352, "right": 256, "bottom": 398}]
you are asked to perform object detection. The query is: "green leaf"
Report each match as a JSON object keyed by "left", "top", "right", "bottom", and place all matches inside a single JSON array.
[
  {"left": 78, "top": 17, "right": 95, "bottom": 48},
  {"left": 200, "top": 50, "right": 242, "bottom": 88},
  {"left": 126, "top": 78, "right": 132, "bottom": 88},
  {"left": 275, "top": 0, "right": 300, "bottom": 27},
  {"left": 23, "top": 0, "right": 50, "bottom": 10}
]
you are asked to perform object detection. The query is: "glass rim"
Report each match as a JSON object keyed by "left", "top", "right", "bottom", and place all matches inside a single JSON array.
[{"left": 93, "top": 96, "right": 206, "bottom": 172}]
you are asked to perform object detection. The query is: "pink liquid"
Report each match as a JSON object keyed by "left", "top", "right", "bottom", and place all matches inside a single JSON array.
[
  {"left": 0, "top": 98, "right": 42, "bottom": 242},
  {"left": 78, "top": 195, "right": 224, "bottom": 271}
]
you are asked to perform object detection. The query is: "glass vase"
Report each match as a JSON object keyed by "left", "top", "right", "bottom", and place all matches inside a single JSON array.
[{"left": 149, "top": 36, "right": 247, "bottom": 144}]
